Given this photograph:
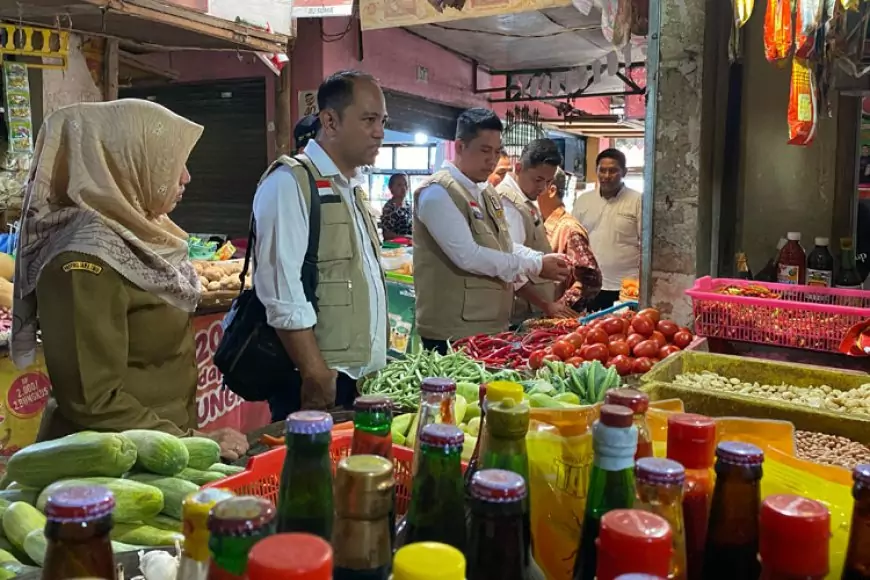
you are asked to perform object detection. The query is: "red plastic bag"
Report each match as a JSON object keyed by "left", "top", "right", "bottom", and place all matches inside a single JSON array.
[
  {"left": 764, "top": 0, "right": 793, "bottom": 62},
  {"left": 787, "top": 58, "right": 818, "bottom": 146},
  {"left": 794, "top": 0, "right": 822, "bottom": 58}
]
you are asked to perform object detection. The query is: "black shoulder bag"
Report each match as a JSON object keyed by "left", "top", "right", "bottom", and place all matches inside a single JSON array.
[{"left": 213, "top": 159, "right": 321, "bottom": 402}]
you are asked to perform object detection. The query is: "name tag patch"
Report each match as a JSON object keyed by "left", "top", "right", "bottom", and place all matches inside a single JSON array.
[
  {"left": 62, "top": 261, "right": 102, "bottom": 275},
  {"left": 469, "top": 201, "right": 484, "bottom": 220}
]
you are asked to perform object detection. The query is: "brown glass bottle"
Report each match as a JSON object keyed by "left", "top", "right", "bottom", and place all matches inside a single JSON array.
[
  {"left": 604, "top": 388, "right": 652, "bottom": 459},
  {"left": 702, "top": 441, "right": 764, "bottom": 580},
  {"left": 759, "top": 494, "right": 829, "bottom": 580},
  {"left": 41, "top": 485, "right": 116, "bottom": 580},
  {"left": 843, "top": 464, "right": 870, "bottom": 579}
]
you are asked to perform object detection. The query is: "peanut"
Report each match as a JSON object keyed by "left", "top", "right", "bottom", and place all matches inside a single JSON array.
[{"left": 794, "top": 430, "right": 870, "bottom": 470}]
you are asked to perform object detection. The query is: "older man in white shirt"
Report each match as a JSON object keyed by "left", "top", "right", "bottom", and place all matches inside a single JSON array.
[{"left": 413, "top": 108, "right": 570, "bottom": 354}]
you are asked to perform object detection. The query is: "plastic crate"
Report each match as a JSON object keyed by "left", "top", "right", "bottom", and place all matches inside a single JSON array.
[
  {"left": 203, "top": 433, "right": 417, "bottom": 516},
  {"left": 685, "top": 276, "right": 870, "bottom": 353}
]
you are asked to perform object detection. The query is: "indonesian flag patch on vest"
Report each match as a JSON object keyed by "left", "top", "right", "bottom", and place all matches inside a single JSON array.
[
  {"left": 469, "top": 200, "right": 484, "bottom": 220},
  {"left": 316, "top": 180, "right": 332, "bottom": 197}
]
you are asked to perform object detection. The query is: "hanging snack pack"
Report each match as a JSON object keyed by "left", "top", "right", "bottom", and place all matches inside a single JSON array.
[
  {"left": 734, "top": 0, "right": 756, "bottom": 27},
  {"left": 764, "top": 0, "right": 793, "bottom": 62},
  {"left": 794, "top": 0, "right": 823, "bottom": 58},
  {"left": 787, "top": 58, "right": 818, "bottom": 146}
]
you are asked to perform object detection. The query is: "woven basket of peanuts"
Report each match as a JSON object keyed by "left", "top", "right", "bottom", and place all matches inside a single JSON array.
[{"left": 193, "top": 259, "right": 252, "bottom": 307}]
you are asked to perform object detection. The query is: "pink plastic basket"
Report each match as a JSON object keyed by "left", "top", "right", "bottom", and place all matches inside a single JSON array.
[{"left": 685, "top": 276, "right": 870, "bottom": 353}]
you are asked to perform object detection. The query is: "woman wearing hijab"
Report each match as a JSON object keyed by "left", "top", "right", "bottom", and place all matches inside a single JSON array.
[{"left": 12, "top": 99, "right": 249, "bottom": 460}]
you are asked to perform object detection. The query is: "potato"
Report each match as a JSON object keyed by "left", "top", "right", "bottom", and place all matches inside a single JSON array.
[
  {"left": 207, "top": 281, "right": 221, "bottom": 291},
  {"left": 203, "top": 267, "right": 224, "bottom": 282},
  {"left": 198, "top": 276, "right": 209, "bottom": 287}
]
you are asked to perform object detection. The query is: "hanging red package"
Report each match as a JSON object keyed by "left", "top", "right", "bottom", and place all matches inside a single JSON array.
[
  {"left": 794, "top": 0, "right": 823, "bottom": 58},
  {"left": 787, "top": 58, "right": 818, "bottom": 146},
  {"left": 764, "top": 0, "right": 793, "bottom": 62}
]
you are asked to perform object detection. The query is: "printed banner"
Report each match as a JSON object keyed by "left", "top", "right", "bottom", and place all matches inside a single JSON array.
[
  {"left": 386, "top": 277, "right": 420, "bottom": 357},
  {"left": 298, "top": 90, "right": 319, "bottom": 117},
  {"left": 293, "top": 0, "right": 354, "bottom": 18},
  {"left": 360, "top": 0, "right": 571, "bottom": 30},
  {"left": 2, "top": 63, "right": 33, "bottom": 154},
  {"left": 0, "top": 350, "right": 50, "bottom": 466}
]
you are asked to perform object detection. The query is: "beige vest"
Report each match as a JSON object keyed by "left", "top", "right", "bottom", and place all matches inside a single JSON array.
[
  {"left": 496, "top": 180, "right": 556, "bottom": 322},
  {"left": 259, "top": 154, "right": 387, "bottom": 368},
  {"left": 413, "top": 170, "right": 514, "bottom": 341}
]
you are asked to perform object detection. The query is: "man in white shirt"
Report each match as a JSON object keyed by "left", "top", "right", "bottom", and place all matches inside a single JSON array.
[
  {"left": 572, "top": 148, "right": 642, "bottom": 311},
  {"left": 413, "top": 108, "right": 570, "bottom": 354},
  {"left": 252, "top": 70, "right": 388, "bottom": 420}
]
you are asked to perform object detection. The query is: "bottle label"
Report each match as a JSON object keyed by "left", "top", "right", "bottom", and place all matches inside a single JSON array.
[
  {"left": 806, "top": 268, "right": 832, "bottom": 287},
  {"left": 777, "top": 263, "right": 800, "bottom": 285}
]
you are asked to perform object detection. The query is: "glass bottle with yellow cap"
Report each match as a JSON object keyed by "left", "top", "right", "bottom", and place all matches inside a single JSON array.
[
  {"left": 207, "top": 496, "right": 276, "bottom": 580},
  {"left": 178, "top": 488, "right": 235, "bottom": 580},
  {"left": 246, "top": 533, "right": 333, "bottom": 580},
  {"left": 332, "top": 455, "right": 395, "bottom": 580},
  {"left": 392, "top": 542, "right": 466, "bottom": 580}
]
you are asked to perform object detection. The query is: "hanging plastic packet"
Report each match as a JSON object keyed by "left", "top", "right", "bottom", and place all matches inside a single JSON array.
[
  {"left": 787, "top": 58, "right": 818, "bottom": 146},
  {"left": 601, "top": 0, "right": 632, "bottom": 48},
  {"left": 764, "top": 0, "right": 793, "bottom": 62},
  {"left": 795, "top": 0, "right": 823, "bottom": 58},
  {"left": 733, "top": 0, "right": 755, "bottom": 27},
  {"left": 840, "top": 0, "right": 859, "bottom": 10}
]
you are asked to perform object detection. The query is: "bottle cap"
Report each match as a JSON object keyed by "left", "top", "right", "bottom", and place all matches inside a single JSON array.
[
  {"left": 636, "top": 457, "right": 685, "bottom": 486},
  {"left": 246, "top": 533, "right": 333, "bottom": 580},
  {"left": 666, "top": 413, "right": 716, "bottom": 469},
  {"left": 787, "top": 232, "right": 802, "bottom": 241},
  {"left": 469, "top": 469, "right": 527, "bottom": 502},
  {"left": 854, "top": 464, "right": 870, "bottom": 485},
  {"left": 759, "top": 494, "right": 830, "bottom": 577},
  {"left": 715, "top": 441, "right": 764, "bottom": 466},
  {"left": 208, "top": 495, "right": 276, "bottom": 536},
  {"left": 614, "top": 576, "right": 666, "bottom": 580},
  {"left": 334, "top": 455, "right": 394, "bottom": 518},
  {"left": 841, "top": 237, "right": 855, "bottom": 250},
  {"left": 393, "top": 542, "right": 466, "bottom": 580},
  {"left": 419, "top": 423, "right": 464, "bottom": 448},
  {"left": 353, "top": 395, "right": 393, "bottom": 413},
  {"left": 597, "top": 509, "right": 672, "bottom": 578},
  {"left": 421, "top": 378, "right": 456, "bottom": 394},
  {"left": 182, "top": 488, "right": 236, "bottom": 562},
  {"left": 486, "top": 381, "right": 524, "bottom": 404},
  {"left": 44, "top": 485, "right": 115, "bottom": 522},
  {"left": 286, "top": 411, "right": 333, "bottom": 435},
  {"left": 599, "top": 404, "right": 634, "bottom": 428},
  {"left": 814, "top": 237, "right": 829, "bottom": 247},
  {"left": 604, "top": 388, "right": 649, "bottom": 414}
]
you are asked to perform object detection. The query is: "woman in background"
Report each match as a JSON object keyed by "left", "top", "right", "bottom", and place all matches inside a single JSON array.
[
  {"left": 12, "top": 99, "right": 248, "bottom": 460},
  {"left": 380, "top": 173, "right": 413, "bottom": 240}
]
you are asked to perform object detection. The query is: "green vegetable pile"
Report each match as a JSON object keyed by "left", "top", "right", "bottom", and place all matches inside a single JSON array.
[
  {"left": 360, "top": 350, "right": 523, "bottom": 410},
  {"left": 523, "top": 360, "right": 622, "bottom": 408}
]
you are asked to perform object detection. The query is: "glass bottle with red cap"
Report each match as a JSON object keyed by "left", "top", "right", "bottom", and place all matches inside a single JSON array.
[
  {"left": 399, "top": 423, "right": 467, "bottom": 553},
  {"left": 759, "top": 494, "right": 829, "bottom": 580},
  {"left": 633, "top": 457, "right": 687, "bottom": 580},
  {"left": 604, "top": 388, "right": 652, "bottom": 459},
  {"left": 352, "top": 395, "right": 394, "bottom": 461},
  {"left": 246, "top": 533, "right": 333, "bottom": 580},
  {"left": 466, "top": 469, "right": 529, "bottom": 580},
  {"left": 41, "top": 484, "right": 116, "bottom": 580},
  {"left": 411, "top": 378, "right": 458, "bottom": 476},
  {"left": 702, "top": 441, "right": 764, "bottom": 580},
  {"left": 572, "top": 404, "right": 638, "bottom": 580},
  {"left": 844, "top": 464, "right": 870, "bottom": 579},
  {"left": 666, "top": 413, "right": 716, "bottom": 580},
  {"left": 595, "top": 509, "right": 673, "bottom": 580},
  {"left": 207, "top": 495, "right": 277, "bottom": 580},
  {"left": 277, "top": 410, "right": 334, "bottom": 539}
]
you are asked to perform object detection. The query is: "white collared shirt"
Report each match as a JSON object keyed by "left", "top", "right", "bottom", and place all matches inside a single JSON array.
[
  {"left": 496, "top": 173, "right": 537, "bottom": 290},
  {"left": 252, "top": 140, "right": 387, "bottom": 379},
  {"left": 416, "top": 162, "right": 542, "bottom": 284}
]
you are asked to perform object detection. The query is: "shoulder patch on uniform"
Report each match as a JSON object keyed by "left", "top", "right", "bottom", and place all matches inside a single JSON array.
[
  {"left": 469, "top": 200, "right": 484, "bottom": 220},
  {"left": 62, "top": 261, "right": 102, "bottom": 275}
]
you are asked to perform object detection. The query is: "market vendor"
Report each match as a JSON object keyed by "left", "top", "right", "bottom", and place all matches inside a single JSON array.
[
  {"left": 413, "top": 108, "right": 571, "bottom": 354},
  {"left": 496, "top": 138, "right": 577, "bottom": 323},
  {"left": 538, "top": 168, "right": 603, "bottom": 311},
  {"left": 380, "top": 173, "right": 413, "bottom": 240},
  {"left": 11, "top": 100, "right": 249, "bottom": 460},
  {"left": 487, "top": 151, "right": 512, "bottom": 187}
]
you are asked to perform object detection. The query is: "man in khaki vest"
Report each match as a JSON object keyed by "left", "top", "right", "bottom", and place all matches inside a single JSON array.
[
  {"left": 496, "top": 138, "right": 577, "bottom": 324},
  {"left": 413, "top": 108, "right": 571, "bottom": 354},
  {"left": 252, "top": 70, "right": 388, "bottom": 420}
]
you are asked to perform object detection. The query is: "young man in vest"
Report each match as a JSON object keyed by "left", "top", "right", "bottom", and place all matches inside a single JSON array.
[
  {"left": 413, "top": 108, "right": 571, "bottom": 354},
  {"left": 496, "top": 138, "right": 578, "bottom": 324},
  {"left": 252, "top": 70, "right": 388, "bottom": 420}
]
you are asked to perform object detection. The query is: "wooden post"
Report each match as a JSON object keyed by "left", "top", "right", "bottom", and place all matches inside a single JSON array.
[
  {"left": 275, "top": 41, "right": 293, "bottom": 158},
  {"left": 103, "top": 39, "right": 119, "bottom": 101}
]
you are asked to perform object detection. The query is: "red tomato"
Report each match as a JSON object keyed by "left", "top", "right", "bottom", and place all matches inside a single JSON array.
[
  {"left": 622, "top": 310, "right": 636, "bottom": 320},
  {"left": 583, "top": 343, "right": 610, "bottom": 364},
  {"left": 609, "top": 354, "right": 634, "bottom": 376},
  {"left": 565, "top": 332, "right": 586, "bottom": 349},
  {"left": 631, "top": 315, "right": 655, "bottom": 337},
  {"left": 551, "top": 340, "right": 575, "bottom": 361},
  {"left": 601, "top": 317, "right": 625, "bottom": 335},
  {"left": 565, "top": 356, "right": 585, "bottom": 367},
  {"left": 528, "top": 350, "right": 547, "bottom": 370},
  {"left": 679, "top": 326, "right": 692, "bottom": 335},
  {"left": 609, "top": 333, "right": 627, "bottom": 344},
  {"left": 543, "top": 354, "right": 562, "bottom": 363},
  {"left": 637, "top": 308, "right": 661, "bottom": 324},
  {"left": 585, "top": 328, "right": 610, "bottom": 345},
  {"left": 632, "top": 357, "right": 655, "bottom": 374},
  {"left": 659, "top": 345, "right": 681, "bottom": 359},
  {"left": 633, "top": 339, "right": 660, "bottom": 359},
  {"left": 609, "top": 341, "right": 630, "bottom": 357},
  {"left": 650, "top": 330, "right": 667, "bottom": 348},
  {"left": 627, "top": 333, "right": 645, "bottom": 351},
  {"left": 673, "top": 330, "right": 694, "bottom": 349},
  {"left": 657, "top": 319, "right": 679, "bottom": 340}
]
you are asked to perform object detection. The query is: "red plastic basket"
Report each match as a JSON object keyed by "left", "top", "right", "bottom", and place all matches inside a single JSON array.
[
  {"left": 203, "top": 433, "right": 417, "bottom": 516},
  {"left": 686, "top": 276, "right": 870, "bottom": 353}
]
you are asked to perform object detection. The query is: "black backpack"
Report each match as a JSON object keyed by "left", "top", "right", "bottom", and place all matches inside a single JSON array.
[{"left": 213, "top": 157, "right": 320, "bottom": 402}]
